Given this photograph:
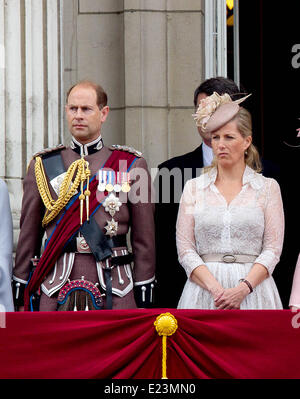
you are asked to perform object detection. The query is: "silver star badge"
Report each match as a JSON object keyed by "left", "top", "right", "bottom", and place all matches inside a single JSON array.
[{"left": 104, "top": 218, "right": 118, "bottom": 237}]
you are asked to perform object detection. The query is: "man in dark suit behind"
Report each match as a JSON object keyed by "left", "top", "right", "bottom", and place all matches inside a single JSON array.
[{"left": 154, "top": 77, "right": 242, "bottom": 308}]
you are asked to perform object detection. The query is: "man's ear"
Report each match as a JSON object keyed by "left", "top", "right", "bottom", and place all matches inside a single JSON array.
[{"left": 100, "top": 106, "right": 109, "bottom": 122}]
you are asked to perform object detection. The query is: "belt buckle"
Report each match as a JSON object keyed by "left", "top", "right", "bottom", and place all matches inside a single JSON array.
[
  {"left": 222, "top": 254, "right": 236, "bottom": 263},
  {"left": 76, "top": 236, "right": 91, "bottom": 253}
]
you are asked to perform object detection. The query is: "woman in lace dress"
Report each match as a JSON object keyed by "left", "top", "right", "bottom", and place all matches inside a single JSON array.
[{"left": 176, "top": 93, "right": 284, "bottom": 309}]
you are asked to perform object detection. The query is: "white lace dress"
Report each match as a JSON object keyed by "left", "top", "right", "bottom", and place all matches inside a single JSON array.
[{"left": 176, "top": 166, "right": 284, "bottom": 309}]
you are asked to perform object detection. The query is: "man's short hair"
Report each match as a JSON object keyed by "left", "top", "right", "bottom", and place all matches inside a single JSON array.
[
  {"left": 193, "top": 77, "right": 241, "bottom": 107},
  {"left": 66, "top": 80, "right": 108, "bottom": 109}
]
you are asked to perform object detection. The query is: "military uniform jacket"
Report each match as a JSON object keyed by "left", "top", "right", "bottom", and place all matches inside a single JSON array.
[{"left": 13, "top": 140, "right": 155, "bottom": 308}]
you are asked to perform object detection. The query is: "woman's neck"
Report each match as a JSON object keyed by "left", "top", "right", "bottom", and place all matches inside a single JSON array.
[{"left": 216, "top": 162, "right": 246, "bottom": 183}]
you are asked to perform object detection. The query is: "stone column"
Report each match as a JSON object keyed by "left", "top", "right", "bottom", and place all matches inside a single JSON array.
[
  {"left": 62, "top": 0, "right": 125, "bottom": 147},
  {"left": 0, "top": 0, "right": 62, "bottom": 248},
  {"left": 124, "top": 0, "right": 204, "bottom": 169},
  {"left": 63, "top": 0, "right": 204, "bottom": 170}
]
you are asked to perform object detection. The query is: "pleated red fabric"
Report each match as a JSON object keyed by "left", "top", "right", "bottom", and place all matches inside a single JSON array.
[{"left": 0, "top": 309, "right": 299, "bottom": 379}]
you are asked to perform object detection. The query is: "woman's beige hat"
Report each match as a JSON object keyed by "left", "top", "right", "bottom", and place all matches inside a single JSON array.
[{"left": 193, "top": 92, "right": 251, "bottom": 133}]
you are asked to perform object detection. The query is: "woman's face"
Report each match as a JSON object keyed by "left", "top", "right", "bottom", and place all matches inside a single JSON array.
[{"left": 211, "top": 119, "right": 251, "bottom": 167}]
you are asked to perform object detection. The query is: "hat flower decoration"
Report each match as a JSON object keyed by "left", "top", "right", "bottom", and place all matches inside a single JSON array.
[{"left": 193, "top": 91, "right": 251, "bottom": 133}]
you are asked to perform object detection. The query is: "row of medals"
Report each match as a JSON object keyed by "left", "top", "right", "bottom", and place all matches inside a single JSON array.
[
  {"left": 77, "top": 170, "right": 131, "bottom": 250},
  {"left": 98, "top": 170, "right": 131, "bottom": 238},
  {"left": 97, "top": 170, "right": 131, "bottom": 194}
]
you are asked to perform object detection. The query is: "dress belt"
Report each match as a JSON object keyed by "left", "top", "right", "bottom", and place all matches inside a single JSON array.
[{"left": 201, "top": 254, "right": 257, "bottom": 264}]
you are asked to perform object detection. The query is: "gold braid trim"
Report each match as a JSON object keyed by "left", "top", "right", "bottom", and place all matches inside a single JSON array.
[{"left": 35, "top": 156, "right": 90, "bottom": 227}]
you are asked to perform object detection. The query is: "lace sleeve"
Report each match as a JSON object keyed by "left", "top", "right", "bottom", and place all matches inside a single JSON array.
[
  {"left": 255, "top": 179, "right": 285, "bottom": 275},
  {"left": 176, "top": 179, "right": 205, "bottom": 278}
]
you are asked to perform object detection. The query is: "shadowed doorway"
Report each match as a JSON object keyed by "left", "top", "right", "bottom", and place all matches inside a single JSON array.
[{"left": 232, "top": 0, "right": 300, "bottom": 308}]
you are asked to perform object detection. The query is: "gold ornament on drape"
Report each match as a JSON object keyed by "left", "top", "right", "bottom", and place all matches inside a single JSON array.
[{"left": 154, "top": 313, "right": 178, "bottom": 379}]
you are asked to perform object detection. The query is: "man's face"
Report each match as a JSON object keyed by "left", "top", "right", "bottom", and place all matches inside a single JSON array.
[
  {"left": 65, "top": 85, "right": 109, "bottom": 144},
  {"left": 196, "top": 92, "right": 211, "bottom": 146}
]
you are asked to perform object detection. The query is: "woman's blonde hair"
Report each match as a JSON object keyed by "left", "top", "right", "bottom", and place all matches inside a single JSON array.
[
  {"left": 236, "top": 107, "right": 262, "bottom": 172},
  {"left": 207, "top": 107, "right": 262, "bottom": 173}
]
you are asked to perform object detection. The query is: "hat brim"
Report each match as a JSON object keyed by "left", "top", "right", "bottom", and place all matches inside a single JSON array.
[{"left": 205, "top": 103, "right": 240, "bottom": 133}]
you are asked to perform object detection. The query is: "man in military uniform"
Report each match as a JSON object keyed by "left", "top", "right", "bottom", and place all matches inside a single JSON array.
[{"left": 13, "top": 80, "right": 155, "bottom": 311}]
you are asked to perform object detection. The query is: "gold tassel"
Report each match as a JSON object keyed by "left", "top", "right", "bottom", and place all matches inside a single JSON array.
[
  {"left": 79, "top": 158, "right": 86, "bottom": 225},
  {"left": 154, "top": 313, "right": 178, "bottom": 379},
  {"left": 84, "top": 161, "right": 91, "bottom": 221}
]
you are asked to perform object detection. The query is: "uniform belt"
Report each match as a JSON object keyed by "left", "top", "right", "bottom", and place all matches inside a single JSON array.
[
  {"left": 107, "top": 235, "right": 127, "bottom": 249},
  {"left": 201, "top": 254, "right": 257, "bottom": 264},
  {"left": 63, "top": 234, "right": 128, "bottom": 254}
]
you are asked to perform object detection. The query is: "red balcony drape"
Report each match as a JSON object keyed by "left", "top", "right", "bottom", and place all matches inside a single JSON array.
[{"left": 0, "top": 309, "right": 299, "bottom": 379}]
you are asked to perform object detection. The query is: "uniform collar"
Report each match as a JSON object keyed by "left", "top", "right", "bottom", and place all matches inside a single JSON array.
[
  {"left": 70, "top": 135, "right": 103, "bottom": 156},
  {"left": 198, "top": 165, "right": 264, "bottom": 190}
]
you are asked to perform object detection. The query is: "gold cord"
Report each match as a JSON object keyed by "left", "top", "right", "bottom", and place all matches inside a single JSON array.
[
  {"left": 154, "top": 313, "right": 178, "bottom": 379},
  {"left": 84, "top": 162, "right": 91, "bottom": 221},
  {"left": 162, "top": 335, "right": 167, "bottom": 379},
  {"left": 35, "top": 156, "right": 91, "bottom": 227}
]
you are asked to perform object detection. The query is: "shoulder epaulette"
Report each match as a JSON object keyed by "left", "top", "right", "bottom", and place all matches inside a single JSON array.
[
  {"left": 110, "top": 144, "right": 142, "bottom": 158},
  {"left": 32, "top": 144, "right": 66, "bottom": 159}
]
